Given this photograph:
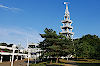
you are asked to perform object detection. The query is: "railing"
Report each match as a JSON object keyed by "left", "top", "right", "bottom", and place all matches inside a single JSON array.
[
  {"left": 60, "top": 31, "right": 74, "bottom": 35},
  {"left": 61, "top": 20, "right": 72, "bottom": 23},
  {"left": 61, "top": 25, "right": 73, "bottom": 29}
]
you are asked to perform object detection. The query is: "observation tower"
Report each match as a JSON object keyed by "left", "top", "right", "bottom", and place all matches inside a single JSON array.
[{"left": 60, "top": 2, "right": 74, "bottom": 39}]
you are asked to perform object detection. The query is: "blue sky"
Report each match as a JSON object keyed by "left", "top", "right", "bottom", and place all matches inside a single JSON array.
[{"left": 0, "top": 0, "right": 100, "bottom": 47}]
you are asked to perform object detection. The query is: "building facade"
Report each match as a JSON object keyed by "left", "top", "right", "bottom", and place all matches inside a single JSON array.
[
  {"left": 0, "top": 44, "right": 27, "bottom": 63},
  {"left": 25, "top": 43, "right": 42, "bottom": 59}
]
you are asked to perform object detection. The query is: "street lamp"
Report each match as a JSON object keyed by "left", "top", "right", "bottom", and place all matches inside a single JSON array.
[
  {"left": 27, "top": 49, "right": 31, "bottom": 66},
  {"left": 11, "top": 45, "right": 16, "bottom": 66},
  {"left": 35, "top": 52, "right": 37, "bottom": 64}
]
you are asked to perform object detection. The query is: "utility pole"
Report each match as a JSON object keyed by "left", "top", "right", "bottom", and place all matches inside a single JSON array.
[
  {"left": 27, "top": 49, "right": 31, "bottom": 66},
  {"left": 11, "top": 45, "right": 16, "bottom": 66}
]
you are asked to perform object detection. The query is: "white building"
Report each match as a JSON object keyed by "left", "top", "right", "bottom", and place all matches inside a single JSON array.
[
  {"left": 0, "top": 44, "right": 27, "bottom": 63},
  {"left": 24, "top": 43, "right": 42, "bottom": 59}
]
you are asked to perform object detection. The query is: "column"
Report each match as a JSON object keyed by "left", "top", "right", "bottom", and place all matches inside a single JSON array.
[
  {"left": 67, "top": 28, "right": 69, "bottom": 32},
  {"left": 10, "top": 56, "right": 12, "bottom": 62},
  {"left": 0, "top": 56, "right": 3, "bottom": 63},
  {"left": 63, "top": 23, "right": 64, "bottom": 26},
  {"left": 15, "top": 56, "right": 18, "bottom": 61},
  {"left": 17, "top": 56, "right": 18, "bottom": 60},
  {"left": 21, "top": 56, "right": 22, "bottom": 60},
  {"left": 67, "top": 57, "right": 68, "bottom": 60},
  {"left": 27, "top": 49, "right": 31, "bottom": 66},
  {"left": 35, "top": 53, "right": 37, "bottom": 64}
]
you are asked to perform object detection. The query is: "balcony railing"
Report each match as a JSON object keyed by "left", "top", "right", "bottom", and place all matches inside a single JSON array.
[
  {"left": 61, "top": 25, "right": 73, "bottom": 29},
  {"left": 61, "top": 20, "right": 72, "bottom": 23}
]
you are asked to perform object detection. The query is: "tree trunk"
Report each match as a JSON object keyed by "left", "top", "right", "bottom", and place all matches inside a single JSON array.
[
  {"left": 50, "top": 59, "right": 52, "bottom": 64},
  {"left": 67, "top": 57, "right": 68, "bottom": 60},
  {"left": 56, "top": 57, "right": 59, "bottom": 63},
  {"left": 77, "top": 56, "right": 78, "bottom": 60}
]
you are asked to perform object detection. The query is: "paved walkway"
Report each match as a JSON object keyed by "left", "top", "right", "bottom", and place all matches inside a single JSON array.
[{"left": 0, "top": 59, "right": 28, "bottom": 66}]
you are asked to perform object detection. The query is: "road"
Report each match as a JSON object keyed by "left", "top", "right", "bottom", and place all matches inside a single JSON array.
[{"left": 0, "top": 59, "right": 28, "bottom": 66}]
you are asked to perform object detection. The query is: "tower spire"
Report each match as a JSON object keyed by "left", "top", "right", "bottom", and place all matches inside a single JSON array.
[
  {"left": 60, "top": 2, "right": 74, "bottom": 39},
  {"left": 64, "top": 2, "right": 69, "bottom": 11}
]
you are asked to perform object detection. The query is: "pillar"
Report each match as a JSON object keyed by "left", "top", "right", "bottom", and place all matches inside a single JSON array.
[
  {"left": 67, "top": 57, "right": 68, "bottom": 60},
  {"left": 35, "top": 53, "right": 37, "bottom": 64},
  {"left": 17, "top": 56, "right": 18, "bottom": 60},
  {"left": 10, "top": 56, "right": 12, "bottom": 62},
  {"left": 63, "top": 23, "right": 64, "bottom": 26},
  {"left": 21, "top": 56, "right": 22, "bottom": 60},
  {"left": 15, "top": 56, "right": 18, "bottom": 61},
  {"left": 0, "top": 56, "right": 3, "bottom": 63}
]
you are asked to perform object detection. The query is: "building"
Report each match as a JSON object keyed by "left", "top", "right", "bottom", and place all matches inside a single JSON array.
[
  {"left": 60, "top": 2, "right": 74, "bottom": 39},
  {"left": 25, "top": 43, "right": 42, "bottom": 59},
  {"left": 0, "top": 44, "right": 27, "bottom": 63}
]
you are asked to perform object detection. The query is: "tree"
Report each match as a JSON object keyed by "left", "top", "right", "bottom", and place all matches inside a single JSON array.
[
  {"left": 74, "top": 34, "right": 100, "bottom": 59},
  {"left": 17, "top": 44, "right": 24, "bottom": 49},
  {"left": 39, "top": 28, "right": 74, "bottom": 63}
]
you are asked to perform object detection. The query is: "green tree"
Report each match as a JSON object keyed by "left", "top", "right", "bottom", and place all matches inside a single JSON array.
[
  {"left": 74, "top": 34, "right": 100, "bottom": 59},
  {"left": 39, "top": 28, "right": 74, "bottom": 63}
]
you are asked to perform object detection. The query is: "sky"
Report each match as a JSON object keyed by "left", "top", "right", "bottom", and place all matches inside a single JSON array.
[{"left": 0, "top": 0, "right": 100, "bottom": 47}]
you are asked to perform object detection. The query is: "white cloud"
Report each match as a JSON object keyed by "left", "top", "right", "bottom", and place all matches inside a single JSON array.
[
  {"left": 0, "top": 27, "right": 43, "bottom": 48},
  {"left": 0, "top": 4, "right": 21, "bottom": 11}
]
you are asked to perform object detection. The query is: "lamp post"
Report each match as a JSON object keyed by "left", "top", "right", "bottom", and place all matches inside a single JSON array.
[
  {"left": 35, "top": 52, "right": 37, "bottom": 64},
  {"left": 11, "top": 45, "right": 16, "bottom": 66},
  {"left": 27, "top": 49, "right": 31, "bottom": 66}
]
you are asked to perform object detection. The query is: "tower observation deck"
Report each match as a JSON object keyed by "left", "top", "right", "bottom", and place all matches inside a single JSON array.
[{"left": 60, "top": 2, "right": 74, "bottom": 39}]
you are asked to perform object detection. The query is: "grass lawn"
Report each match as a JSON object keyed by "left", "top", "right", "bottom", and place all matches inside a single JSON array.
[
  {"left": 59, "top": 59, "right": 100, "bottom": 63},
  {"left": 30, "top": 59, "right": 100, "bottom": 66},
  {"left": 30, "top": 62, "right": 65, "bottom": 66},
  {"left": 30, "top": 62, "right": 74, "bottom": 66},
  {"left": 30, "top": 62, "right": 47, "bottom": 66}
]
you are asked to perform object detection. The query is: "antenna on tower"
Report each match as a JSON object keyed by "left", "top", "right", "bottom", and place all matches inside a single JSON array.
[
  {"left": 64, "top": 0, "right": 70, "bottom": 4},
  {"left": 64, "top": 2, "right": 70, "bottom": 5},
  {"left": 64, "top": 2, "right": 68, "bottom": 4}
]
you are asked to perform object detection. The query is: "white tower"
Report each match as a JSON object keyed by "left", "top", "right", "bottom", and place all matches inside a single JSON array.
[{"left": 60, "top": 2, "right": 74, "bottom": 39}]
